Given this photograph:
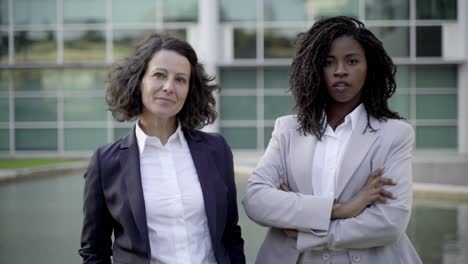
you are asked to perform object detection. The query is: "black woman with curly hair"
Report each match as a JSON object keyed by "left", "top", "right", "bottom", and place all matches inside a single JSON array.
[
  {"left": 243, "top": 16, "right": 421, "bottom": 264},
  {"left": 79, "top": 34, "right": 245, "bottom": 264}
]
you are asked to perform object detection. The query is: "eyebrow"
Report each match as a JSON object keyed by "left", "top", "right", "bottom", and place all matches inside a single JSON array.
[
  {"left": 327, "top": 53, "right": 363, "bottom": 58},
  {"left": 152, "top": 68, "right": 189, "bottom": 77}
]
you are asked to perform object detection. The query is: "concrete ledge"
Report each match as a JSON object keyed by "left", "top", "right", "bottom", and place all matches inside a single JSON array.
[
  {"left": 0, "top": 161, "right": 88, "bottom": 183},
  {"left": 235, "top": 167, "right": 468, "bottom": 202}
]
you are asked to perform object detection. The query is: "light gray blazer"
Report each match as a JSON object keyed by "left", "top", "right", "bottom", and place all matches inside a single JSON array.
[{"left": 242, "top": 110, "right": 422, "bottom": 264}]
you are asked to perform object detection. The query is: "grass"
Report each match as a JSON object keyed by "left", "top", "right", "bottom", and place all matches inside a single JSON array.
[{"left": 0, "top": 158, "right": 85, "bottom": 170}]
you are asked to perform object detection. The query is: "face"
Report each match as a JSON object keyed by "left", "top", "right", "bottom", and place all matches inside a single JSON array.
[
  {"left": 140, "top": 49, "right": 191, "bottom": 122},
  {"left": 323, "top": 35, "right": 367, "bottom": 108}
]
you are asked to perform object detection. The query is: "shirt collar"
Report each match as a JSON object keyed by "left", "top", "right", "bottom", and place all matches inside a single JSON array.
[
  {"left": 324, "top": 103, "right": 364, "bottom": 135},
  {"left": 135, "top": 120, "right": 184, "bottom": 155}
]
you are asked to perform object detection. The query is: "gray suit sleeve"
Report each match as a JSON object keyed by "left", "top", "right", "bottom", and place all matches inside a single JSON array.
[
  {"left": 242, "top": 117, "right": 334, "bottom": 232},
  {"left": 297, "top": 124, "right": 414, "bottom": 251}
]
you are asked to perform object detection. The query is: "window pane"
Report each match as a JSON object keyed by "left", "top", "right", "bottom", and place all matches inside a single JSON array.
[
  {"left": 162, "top": 0, "right": 197, "bottom": 22},
  {"left": 0, "top": 30, "right": 7, "bottom": 63},
  {"left": 416, "top": 0, "right": 457, "bottom": 20},
  {"left": 13, "top": 69, "right": 60, "bottom": 91},
  {"left": 64, "top": 97, "right": 107, "bottom": 121},
  {"left": 112, "top": 0, "right": 157, "bottom": 24},
  {"left": 15, "top": 97, "right": 57, "bottom": 122},
  {"left": 264, "top": 28, "right": 301, "bottom": 59},
  {"left": 416, "top": 126, "right": 457, "bottom": 149},
  {"left": 15, "top": 128, "right": 57, "bottom": 150},
  {"left": 309, "top": 0, "right": 359, "bottom": 19},
  {"left": 113, "top": 29, "right": 185, "bottom": 61},
  {"left": 0, "top": 70, "right": 10, "bottom": 90},
  {"left": 63, "top": 68, "right": 107, "bottom": 91},
  {"left": 63, "top": 0, "right": 106, "bottom": 24},
  {"left": 396, "top": 65, "right": 410, "bottom": 88},
  {"left": 389, "top": 94, "right": 410, "bottom": 119},
  {"left": 63, "top": 30, "right": 106, "bottom": 62},
  {"left": 220, "top": 68, "right": 257, "bottom": 89},
  {"left": 369, "top": 27, "right": 409, "bottom": 57},
  {"left": 221, "top": 127, "right": 256, "bottom": 149},
  {"left": 220, "top": 96, "right": 256, "bottom": 120},
  {"left": 0, "top": 129, "right": 8, "bottom": 150},
  {"left": 14, "top": 31, "right": 56, "bottom": 62},
  {"left": 114, "top": 127, "right": 132, "bottom": 140},
  {"left": 0, "top": 0, "right": 8, "bottom": 25},
  {"left": 264, "top": 66, "right": 289, "bottom": 89},
  {"left": 416, "top": 95, "right": 457, "bottom": 120},
  {"left": 13, "top": 0, "right": 56, "bottom": 25},
  {"left": 264, "top": 0, "right": 310, "bottom": 21},
  {"left": 64, "top": 128, "right": 107, "bottom": 150},
  {"left": 264, "top": 96, "right": 294, "bottom": 120},
  {"left": 220, "top": 0, "right": 256, "bottom": 21},
  {"left": 234, "top": 28, "right": 256, "bottom": 59},
  {"left": 264, "top": 126, "right": 274, "bottom": 148},
  {"left": 113, "top": 29, "right": 154, "bottom": 60},
  {"left": 0, "top": 97, "right": 9, "bottom": 122},
  {"left": 365, "top": 0, "right": 409, "bottom": 20},
  {"left": 415, "top": 65, "right": 457, "bottom": 88},
  {"left": 416, "top": 26, "right": 441, "bottom": 57}
]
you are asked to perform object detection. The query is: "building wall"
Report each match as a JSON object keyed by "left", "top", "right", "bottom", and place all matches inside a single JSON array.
[{"left": 0, "top": 0, "right": 465, "bottom": 156}]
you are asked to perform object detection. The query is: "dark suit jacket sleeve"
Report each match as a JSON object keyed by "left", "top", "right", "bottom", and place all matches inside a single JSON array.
[
  {"left": 79, "top": 148, "right": 113, "bottom": 264},
  {"left": 219, "top": 135, "right": 246, "bottom": 264}
]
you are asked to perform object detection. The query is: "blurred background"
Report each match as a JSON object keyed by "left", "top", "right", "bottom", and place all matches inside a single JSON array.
[{"left": 0, "top": 0, "right": 467, "bottom": 263}]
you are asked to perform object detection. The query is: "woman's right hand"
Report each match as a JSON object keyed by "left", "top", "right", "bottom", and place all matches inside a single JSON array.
[{"left": 331, "top": 167, "right": 396, "bottom": 219}]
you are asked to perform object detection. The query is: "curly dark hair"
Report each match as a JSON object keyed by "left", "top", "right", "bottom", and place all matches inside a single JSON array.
[
  {"left": 106, "top": 33, "right": 219, "bottom": 130},
  {"left": 290, "top": 16, "right": 401, "bottom": 139}
]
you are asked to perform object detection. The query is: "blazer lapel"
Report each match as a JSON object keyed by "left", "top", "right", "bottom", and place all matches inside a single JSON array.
[
  {"left": 335, "top": 113, "right": 380, "bottom": 198},
  {"left": 185, "top": 131, "right": 218, "bottom": 242},
  {"left": 120, "top": 127, "right": 150, "bottom": 252},
  {"left": 290, "top": 132, "right": 317, "bottom": 195}
]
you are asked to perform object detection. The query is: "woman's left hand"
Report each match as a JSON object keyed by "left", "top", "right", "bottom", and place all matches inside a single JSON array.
[{"left": 277, "top": 179, "right": 298, "bottom": 238}]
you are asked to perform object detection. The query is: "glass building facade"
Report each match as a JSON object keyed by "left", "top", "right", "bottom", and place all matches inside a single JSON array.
[{"left": 0, "top": 0, "right": 466, "bottom": 155}]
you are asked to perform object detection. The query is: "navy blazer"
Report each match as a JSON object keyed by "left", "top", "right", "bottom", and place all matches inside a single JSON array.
[{"left": 79, "top": 127, "right": 245, "bottom": 264}]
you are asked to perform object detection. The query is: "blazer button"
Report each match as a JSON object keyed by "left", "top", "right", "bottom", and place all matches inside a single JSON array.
[
  {"left": 322, "top": 253, "right": 330, "bottom": 260},
  {"left": 352, "top": 255, "right": 361, "bottom": 262}
]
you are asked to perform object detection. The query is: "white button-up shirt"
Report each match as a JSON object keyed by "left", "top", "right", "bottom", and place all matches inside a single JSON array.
[
  {"left": 135, "top": 122, "right": 217, "bottom": 264},
  {"left": 312, "top": 104, "right": 363, "bottom": 199}
]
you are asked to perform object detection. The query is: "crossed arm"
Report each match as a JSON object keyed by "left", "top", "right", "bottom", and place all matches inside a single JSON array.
[{"left": 242, "top": 122, "right": 414, "bottom": 252}]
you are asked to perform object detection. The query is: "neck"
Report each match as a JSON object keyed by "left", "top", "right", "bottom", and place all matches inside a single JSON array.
[
  {"left": 139, "top": 115, "right": 177, "bottom": 145},
  {"left": 326, "top": 101, "right": 361, "bottom": 130}
]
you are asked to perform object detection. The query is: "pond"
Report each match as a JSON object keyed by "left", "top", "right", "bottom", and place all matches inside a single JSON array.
[{"left": 0, "top": 174, "right": 467, "bottom": 264}]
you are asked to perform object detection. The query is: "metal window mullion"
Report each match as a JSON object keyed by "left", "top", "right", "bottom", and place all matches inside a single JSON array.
[
  {"left": 57, "top": 88, "right": 64, "bottom": 153},
  {"left": 8, "top": 0, "right": 13, "bottom": 64},
  {"left": 106, "top": 0, "right": 112, "bottom": 64},
  {"left": 410, "top": 0, "right": 416, "bottom": 59},
  {"left": 257, "top": 67, "right": 264, "bottom": 150},
  {"left": 156, "top": 0, "right": 163, "bottom": 31},
  {"left": 9, "top": 72, "right": 14, "bottom": 154},
  {"left": 57, "top": 0, "right": 63, "bottom": 63}
]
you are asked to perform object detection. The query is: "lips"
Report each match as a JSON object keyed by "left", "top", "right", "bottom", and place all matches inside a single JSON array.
[
  {"left": 332, "top": 81, "right": 351, "bottom": 92},
  {"left": 154, "top": 97, "right": 176, "bottom": 103}
]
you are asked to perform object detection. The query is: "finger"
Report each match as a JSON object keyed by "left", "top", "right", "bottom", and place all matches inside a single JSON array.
[
  {"left": 370, "top": 167, "right": 385, "bottom": 178},
  {"left": 377, "top": 195, "right": 387, "bottom": 204},
  {"left": 377, "top": 177, "right": 397, "bottom": 186},
  {"left": 280, "top": 182, "right": 290, "bottom": 192},
  {"left": 380, "top": 189, "right": 396, "bottom": 199}
]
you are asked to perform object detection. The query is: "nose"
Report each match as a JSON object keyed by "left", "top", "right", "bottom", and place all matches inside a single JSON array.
[
  {"left": 162, "top": 79, "right": 175, "bottom": 93},
  {"left": 334, "top": 62, "right": 348, "bottom": 77}
]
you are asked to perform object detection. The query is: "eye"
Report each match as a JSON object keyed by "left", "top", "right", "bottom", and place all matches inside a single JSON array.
[
  {"left": 324, "top": 60, "right": 334, "bottom": 67},
  {"left": 153, "top": 72, "right": 165, "bottom": 79},
  {"left": 176, "top": 77, "right": 187, "bottom": 84},
  {"left": 348, "top": 58, "right": 359, "bottom": 65}
]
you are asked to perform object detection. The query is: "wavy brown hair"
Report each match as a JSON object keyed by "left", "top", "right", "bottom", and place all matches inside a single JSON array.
[
  {"left": 290, "top": 16, "right": 401, "bottom": 139},
  {"left": 106, "top": 33, "right": 219, "bottom": 130}
]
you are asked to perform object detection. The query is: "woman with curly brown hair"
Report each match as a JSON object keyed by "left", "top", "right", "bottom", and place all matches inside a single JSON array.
[
  {"left": 243, "top": 16, "right": 421, "bottom": 263},
  {"left": 79, "top": 34, "right": 245, "bottom": 264}
]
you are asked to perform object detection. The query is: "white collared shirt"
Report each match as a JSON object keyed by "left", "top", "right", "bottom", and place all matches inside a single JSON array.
[
  {"left": 135, "top": 122, "right": 217, "bottom": 264},
  {"left": 312, "top": 104, "right": 364, "bottom": 199}
]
